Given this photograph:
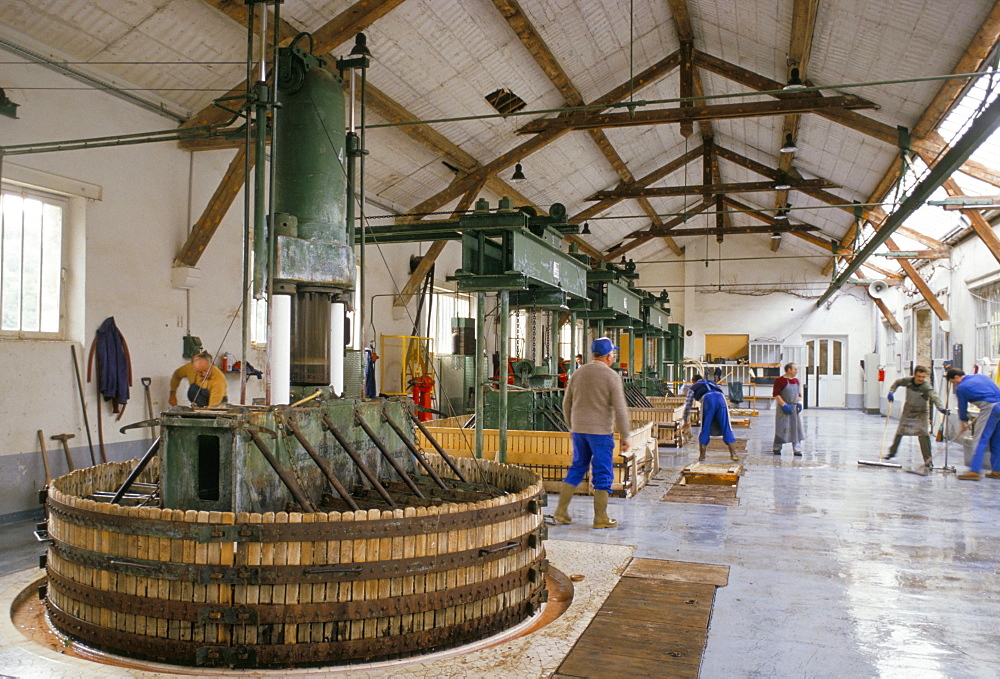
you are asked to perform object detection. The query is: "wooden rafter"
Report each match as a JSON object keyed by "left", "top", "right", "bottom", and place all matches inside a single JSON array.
[
  {"left": 610, "top": 201, "right": 713, "bottom": 259},
  {"left": 404, "top": 51, "right": 680, "bottom": 219},
  {"left": 175, "top": 147, "right": 252, "bottom": 266},
  {"left": 572, "top": 146, "right": 702, "bottom": 222},
  {"left": 912, "top": 2, "right": 1000, "bottom": 137},
  {"left": 817, "top": 4, "right": 1000, "bottom": 276},
  {"left": 489, "top": 0, "right": 680, "bottom": 257},
  {"left": 894, "top": 245, "right": 950, "bottom": 321},
  {"left": 722, "top": 196, "right": 841, "bottom": 253},
  {"left": 517, "top": 96, "right": 875, "bottom": 134},
  {"left": 589, "top": 178, "right": 839, "bottom": 200}
]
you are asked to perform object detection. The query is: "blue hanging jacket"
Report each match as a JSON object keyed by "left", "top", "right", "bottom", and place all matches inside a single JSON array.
[{"left": 87, "top": 316, "right": 132, "bottom": 416}]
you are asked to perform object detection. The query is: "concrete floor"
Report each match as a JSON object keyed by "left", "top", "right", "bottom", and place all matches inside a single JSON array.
[{"left": 2, "top": 408, "right": 999, "bottom": 677}]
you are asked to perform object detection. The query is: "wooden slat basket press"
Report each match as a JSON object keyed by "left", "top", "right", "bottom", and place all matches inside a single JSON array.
[
  {"left": 42, "top": 456, "right": 548, "bottom": 668},
  {"left": 415, "top": 418, "right": 658, "bottom": 498}
]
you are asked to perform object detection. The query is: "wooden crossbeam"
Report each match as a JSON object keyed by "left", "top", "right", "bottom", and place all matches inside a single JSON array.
[
  {"left": 893, "top": 244, "right": 949, "bottom": 321},
  {"left": 589, "top": 178, "right": 839, "bottom": 200},
  {"left": 572, "top": 146, "right": 702, "bottom": 222},
  {"left": 405, "top": 51, "right": 680, "bottom": 218},
  {"left": 489, "top": 0, "right": 680, "bottom": 257},
  {"left": 608, "top": 201, "right": 712, "bottom": 259},
  {"left": 175, "top": 147, "right": 252, "bottom": 267},
  {"left": 517, "top": 96, "right": 875, "bottom": 134},
  {"left": 721, "top": 196, "right": 840, "bottom": 253}
]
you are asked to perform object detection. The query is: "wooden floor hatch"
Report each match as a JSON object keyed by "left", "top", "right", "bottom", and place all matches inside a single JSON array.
[{"left": 554, "top": 558, "right": 729, "bottom": 678}]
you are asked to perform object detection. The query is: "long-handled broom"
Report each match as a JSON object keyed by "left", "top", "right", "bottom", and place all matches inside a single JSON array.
[{"left": 858, "top": 398, "right": 902, "bottom": 468}]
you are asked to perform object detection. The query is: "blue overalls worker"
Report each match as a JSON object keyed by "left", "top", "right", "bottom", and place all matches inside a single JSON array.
[
  {"left": 947, "top": 368, "right": 1000, "bottom": 481},
  {"left": 552, "top": 337, "right": 631, "bottom": 529},
  {"left": 682, "top": 374, "right": 740, "bottom": 462}
]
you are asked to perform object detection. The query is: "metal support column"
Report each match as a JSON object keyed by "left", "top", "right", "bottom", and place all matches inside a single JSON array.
[
  {"left": 550, "top": 309, "right": 559, "bottom": 378},
  {"left": 499, "top": 290, "right": 509, "bottom": 464},
  {"left": 628, "top": 325, "right": 635, "bottom": 377},
  {"left": 475, "top": 292, "right": 485, "bottom": 459},
  {"left": 568, "top": 311, "right": 577, "bottom": 379}
]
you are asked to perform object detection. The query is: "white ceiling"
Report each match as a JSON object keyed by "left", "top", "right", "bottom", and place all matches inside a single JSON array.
[{"left": 1, "top": 0, "right": 996, "bottom": 269}]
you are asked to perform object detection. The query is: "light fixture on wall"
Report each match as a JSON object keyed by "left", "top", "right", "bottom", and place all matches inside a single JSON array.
[
  {"left": 581, "top": 221, "right": 591, "bottom": 234},
  {"left": 770, "top": 231, "right": 782, "bottom": 240},
  {"left": 780, "top": 133, "right": 797, "bottom": 153},
  {"left": 784, "top": 67, "right": 805, "bottom": 90},
  {"left": 510, "top": 162, "right": 526, "bottom": 184},
  {"left": 774, "top": 172, "right": 792, "bottom": 191},
  {"left": 776, "top": 202, "right": 791, "bottom": 218}
]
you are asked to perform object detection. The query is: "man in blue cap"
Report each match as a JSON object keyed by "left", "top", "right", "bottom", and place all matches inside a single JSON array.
[{"left": 553, "top": 337, "right": 631, "bottom": 528}]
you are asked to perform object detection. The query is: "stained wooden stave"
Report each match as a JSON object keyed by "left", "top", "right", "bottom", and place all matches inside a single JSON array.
[{"left": 45, "top": 456, "right": 546, "bottom": 668}]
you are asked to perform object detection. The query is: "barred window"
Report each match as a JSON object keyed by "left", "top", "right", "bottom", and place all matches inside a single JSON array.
[
  {"left": 1, "top": 187, "right": 65, "bottom": 336},
  {"left": 972, "top": 281, "right": 1000, "bottom": 361}
]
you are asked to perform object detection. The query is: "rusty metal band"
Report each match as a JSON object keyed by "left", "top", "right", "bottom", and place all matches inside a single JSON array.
[
  {"left": 46, "top": 560, "right": 543, "bottom": 624},
  {"left": 48, "top": 527, "right": 543, "bottom": 585},
  {"left": 46, "top": 490, "right": 541, "bottom": 543},
  {"left": 47, "top": 594, "right": 537, "bottom": 667}
]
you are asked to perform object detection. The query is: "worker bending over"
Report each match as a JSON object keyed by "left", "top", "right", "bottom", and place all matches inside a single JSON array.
[
  {"left": 169, "top": 351, "right": 228, "bottom": 408},
  {"left": 947, "top": 368, "right": 1000, "bottom": 481},
  {"left": 682, "top": 374, "right": 740, "bottom": 462},
  {"left": 553, "top": 337, "right": 631, "bottom": 529},
  {"left": 886, "top": 365, "right": 947, "bottom": 474}
]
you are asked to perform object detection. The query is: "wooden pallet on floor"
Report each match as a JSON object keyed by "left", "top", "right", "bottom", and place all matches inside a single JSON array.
[
  {"left": 680, "top": 462, "right": 744, "bottom": 486},
  {"left": 662, "top": 484, "right": 739, "bottom": 506}
]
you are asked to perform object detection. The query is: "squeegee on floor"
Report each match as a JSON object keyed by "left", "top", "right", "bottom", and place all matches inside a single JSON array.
[{"left": 858, "top": 399, "right": 901, "bottom": 468}]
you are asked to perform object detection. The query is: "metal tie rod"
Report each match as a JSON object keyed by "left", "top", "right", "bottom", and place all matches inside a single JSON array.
[
  {"left": 111, "top": 438, "right": 160, "bottom": 505},
  {"left": 282, "top": 415, "right": 360, "bottom": 512},
  {"left": 409, "top": 413, "right": 469, "bottom": 483},
  {"left": 321, "top": 413, "right": 397, "bottom": 509},
  {"left": 353, "top": 411, "right": 425, "bottom": 499},
  {"left": 380, "top": 407, "right": 449, "bottom": 490},
  {"left": 245, "top": 428, "right": 315, "bottom": 512}
]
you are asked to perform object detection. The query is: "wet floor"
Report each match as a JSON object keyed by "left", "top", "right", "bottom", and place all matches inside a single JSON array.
[
  {"left": 551, "top": 408, "right": 1000, "bottom": 678},
  {"left": 3, "top": 409, "right": 998, "bottom": 677}
]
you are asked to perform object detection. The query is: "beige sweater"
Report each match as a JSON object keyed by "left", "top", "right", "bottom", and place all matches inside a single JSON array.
[{"left": 563, "top": 361, "right": 631, "bottom": 437}]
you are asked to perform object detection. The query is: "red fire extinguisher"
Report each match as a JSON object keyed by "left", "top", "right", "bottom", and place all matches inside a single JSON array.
[
  {"left": 878, "top": 368, "right": 885, "bottom": 382},
  {"left": 411, "top": 375, "right": 435, "bottom": 421}
]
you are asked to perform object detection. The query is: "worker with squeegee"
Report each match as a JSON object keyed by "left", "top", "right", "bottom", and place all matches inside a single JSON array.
[{"left": 886, "top": 365, "right": 948, "bottom": 475}]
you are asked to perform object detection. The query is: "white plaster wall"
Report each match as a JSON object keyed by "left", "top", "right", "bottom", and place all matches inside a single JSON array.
[{"left": 0, "top": 56, "right": 261, "bottom": 517}]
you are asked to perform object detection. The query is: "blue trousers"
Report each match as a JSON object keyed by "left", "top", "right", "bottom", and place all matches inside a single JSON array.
[
  {"left": 970, "top": 405, "right": 1000, "bottom": 473},
  {"left": 565, "top": 433, "right": 614, "bottom": 492},
  {"left": 701, "top": 391, "right": 736, "bottom": 445}
]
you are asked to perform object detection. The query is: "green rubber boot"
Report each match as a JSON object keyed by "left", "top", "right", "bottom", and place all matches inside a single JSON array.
[
  {"left": 593, "top": 490, "right": 617, "bottom": 529},
  {"left": 553, "top": 482, "right": 575, "bottom": 524},
  {"left": 698, "top": 444, "right": 707, "bottom": 461}
]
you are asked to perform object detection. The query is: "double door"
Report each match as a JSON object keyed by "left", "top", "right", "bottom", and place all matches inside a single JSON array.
[{"left": 805, "top": 338, "right": 845, "bottom": 408}]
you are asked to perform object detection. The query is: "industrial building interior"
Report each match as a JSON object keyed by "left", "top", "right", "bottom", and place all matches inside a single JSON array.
[{"left": 1, "top": 0, "right": 1000, "bottom": 676}]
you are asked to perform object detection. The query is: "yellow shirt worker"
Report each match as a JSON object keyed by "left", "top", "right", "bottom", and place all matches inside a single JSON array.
[{"left": 169, "top": 351, "right": 228, "bottom": 407}]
